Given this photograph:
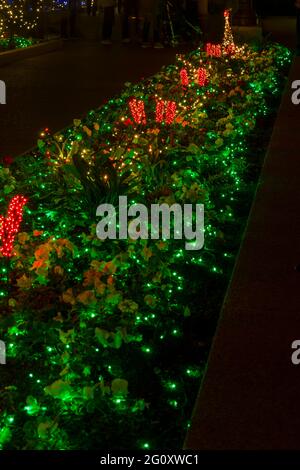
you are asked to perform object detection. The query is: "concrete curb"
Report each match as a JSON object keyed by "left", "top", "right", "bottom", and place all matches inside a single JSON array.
[
  {"left": 0, "top": 39, "right": 63, "bottom": 67},
  {"left": 185, "top": 58, "right": 300, "bottom": 450}
]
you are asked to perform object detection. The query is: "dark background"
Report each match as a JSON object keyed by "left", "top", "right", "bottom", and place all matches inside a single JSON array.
[
  {"left": 252, "top": 0, "right": 296, "bottom": 16},
  {"left": 208, "top": 1, "right": 297, "bottom": 17}
]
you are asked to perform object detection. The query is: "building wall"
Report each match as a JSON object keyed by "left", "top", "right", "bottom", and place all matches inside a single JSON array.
[
  {"left": 251, "top": 0, "right": 295, "bottom": 16},
  {"left": 208, "top": 0, "right": 296, "bottom": 16}
]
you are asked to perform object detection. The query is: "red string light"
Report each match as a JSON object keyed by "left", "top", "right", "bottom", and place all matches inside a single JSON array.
[
  {"left": 198, "top": 68, "right": 208, "bottom": 86},
  {"left": 0, "top": 195, "right": 28, "bottom": 257},
  {"left": 180, "top": 68, "right": 189, "bottom": 87},
  {"left": 129, "top": 99, "right": 147, "bottom": 124},
  {"left": 165, "top": 101, "right": 177, "bottom": 124},
  {"left": 155, "top": 100, "right": 165, "bottom": 123},
  {"left": 155, "top": 100, "right": 177, "bottom": 125},
  {"left": 205, "top": 43, "right": 222, "bottom": 58},
  {"left": 224, "top": 44, "right": 236, "bottom": 55}
]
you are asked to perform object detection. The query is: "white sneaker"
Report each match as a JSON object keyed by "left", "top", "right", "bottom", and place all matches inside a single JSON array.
[{"left": 101, "top": 39, "right": 112, "bottom": 45}]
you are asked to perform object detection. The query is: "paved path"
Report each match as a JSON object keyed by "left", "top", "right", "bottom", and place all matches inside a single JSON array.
[
  {"left": 262, "top": 16, "right": 297, "bottom": 49},
  {"left": 0, "top": 40, "right": 183, "bottom": 157},
  {"left": 186, "top": 57, "right": 300, "bottom": 450}
]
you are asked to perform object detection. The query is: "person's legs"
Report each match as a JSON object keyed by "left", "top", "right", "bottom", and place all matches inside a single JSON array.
[
  {"left": 68, "top": 0, "right": 78, "bottom": 37},
  {"left": 86, "top": 0, "right": 91, "bottom": 15},
  {"left": 142, "top": 17, "right": 151, "bottom": 44},
  {"left": 91, "top": 0, "right": 97, "bottom": 16},
  {"left": 102, "top": 6, "right": 115, "bottom": 42},
  {"left": 122, "top": 0, "right": 131, "bottom": 39},
  {"left": 140, "top": 2, "right": 155, "bottom": 45},
  {"left": 153, "top": 0, "right": 163, "bottom": 46},
  {"left": 297, "top": 9, "right": 300, "bottom": 55},
  {"left": 122, "top": 0, "right": 140, "bottom": 41}
]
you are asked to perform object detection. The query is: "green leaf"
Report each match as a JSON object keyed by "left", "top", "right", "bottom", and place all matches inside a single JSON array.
[
  {"left": 111, "top": 379, "right": 128, "bottom": 396},
  {"left": 83, "top": 386, "right": 94, "bottom": 400},
  {"left": 44, "top": 380, "right": 72, "bottom": 400},
  {"left": 37, "top": 139, "right": 45, "bottom": 151},
  {"left": 113, "top": 331, "right": 123, "bottom": 349},
  {"left": 187, "top": 144, "right": 200, "bottom": 154}
]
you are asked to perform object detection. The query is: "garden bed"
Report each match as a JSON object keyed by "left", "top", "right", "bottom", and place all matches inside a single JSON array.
[
  {"left": 0, "top": 33, "right": 291, "bottom": 449},
  {"left": 0, "top": 38, "right": 63, "bottom": 67},
  {"left": 0, "top": 36, "right": 37, "bottom": 52}
]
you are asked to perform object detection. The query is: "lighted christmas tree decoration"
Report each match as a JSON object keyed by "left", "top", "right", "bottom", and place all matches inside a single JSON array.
[
  {"left": 155, "top": 100, "right": 177, "bottom": 125},
  {"left": 222, "top": 9, "right": 235, "bottom": 52},
  {"left": 129, "top": 98, "right": 147, "bottom": 125},
  {"left": 0, "top": 195, "right": 28, "bottom": 257},
  {"left": 221, "top": 9, "right": 247, "bottom": 58},
  {"left": 180, "top": 68, "right": 189, "bottom": 87},
  {"left": 47, "top": 0, "right": 69, "bottom": 10},
  {"left": 0, "top": 0, "right": 43, "bottom": 38}
]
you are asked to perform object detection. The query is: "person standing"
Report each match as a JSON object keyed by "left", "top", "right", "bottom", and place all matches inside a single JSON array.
[
  {"left": 121, "top": 0, "right": 139, "bottom": 43},
  {"left": 68, "top": 0, "right": 80, "bottom": 37},
  {"left": 139, "top": 0, "right": 162, "bottom": 47},
  {"left": 100, "top": 0, "right": 117, "bottom": 44},
  {"left": 87, "top": 0, "right": 97, "bottom": 16}
]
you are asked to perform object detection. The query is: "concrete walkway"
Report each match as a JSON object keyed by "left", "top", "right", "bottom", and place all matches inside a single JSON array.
[
  {"left": 262, "top": 16, "right": 297, "bottom": 49},
  {"left": 186, "top": 57, "right": 300, "bottom": 450},
  {"left": 0, "top": 40, "right": 184, "bottom": 157}
]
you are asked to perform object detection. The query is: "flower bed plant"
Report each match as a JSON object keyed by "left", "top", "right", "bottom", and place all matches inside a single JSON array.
[
  {"left": 0, "top": 36, "right": 35, "bottom": 52},
  {"left": 0, "top": 27, "right": 291, "bottom": 449}
]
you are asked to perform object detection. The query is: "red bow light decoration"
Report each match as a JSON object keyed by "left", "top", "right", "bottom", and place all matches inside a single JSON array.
[
  {"left": 155, "top": 100, "right": 177, "bottom": 125},
  {"left": 205, "top": 43, "right": 222, "bottom": 58},
  {"left": 180, "top": 68, "right": 189, "bottom": 87},
  {"left": 198, "top": 68, "right": 208, "bottom": 86},
  {"left": 129, "top": 99, "right": 147, "bottom": 124},
  {"left": 0, "top": 195, "right": 28, "bottom": 257},
  {"left": 180, "top": 67, "right": 209, "bottom": 88},
  {"left": 128, "top": 99, "right": 177, "bottom": 125}
]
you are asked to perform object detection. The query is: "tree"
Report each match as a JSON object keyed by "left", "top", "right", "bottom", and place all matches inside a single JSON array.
[{"left": 0, "top": 0, "right": 42, "bottom": 41}]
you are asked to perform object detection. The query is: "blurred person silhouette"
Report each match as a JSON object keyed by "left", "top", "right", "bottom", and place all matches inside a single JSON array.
[
  {"left": 139, "top": 0, "right": 163, "bottom": 47},
  {"left": 87, "top": 0, "right": 97, "bottom": 15},
  {"left": 99, "top": 0, "right": 117, "bottom": 44},
  {"left": 121, "top": 0, "right": 139, "bottom": 43},
  {"left": 68, "top": 0, "right": 80, "bottom": 37}
]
